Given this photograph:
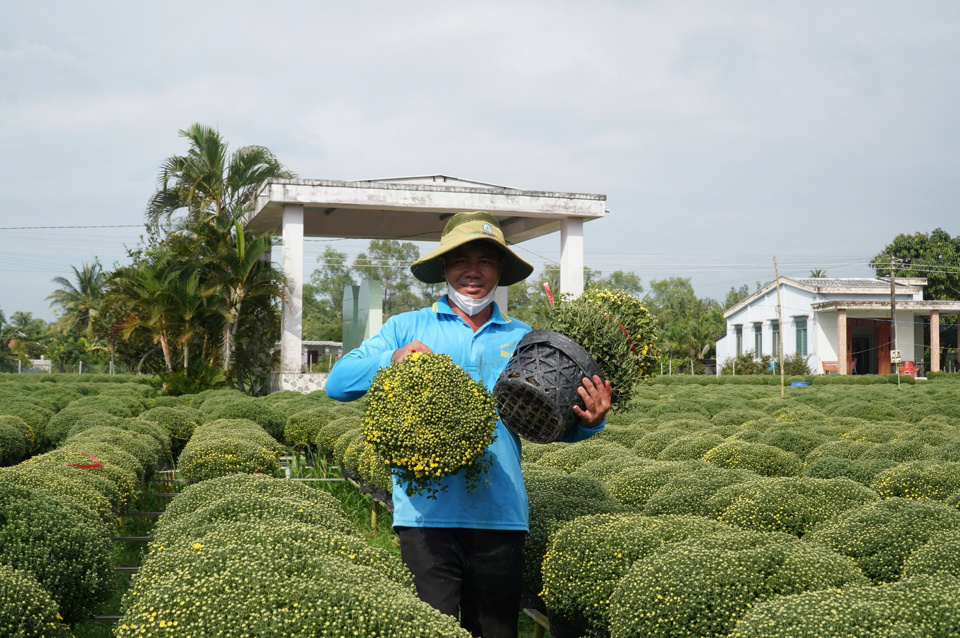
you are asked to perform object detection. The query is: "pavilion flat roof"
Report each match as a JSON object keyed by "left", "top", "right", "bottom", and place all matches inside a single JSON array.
[{"left": 245, "top": 176, "right": 607, "bottom": 244}]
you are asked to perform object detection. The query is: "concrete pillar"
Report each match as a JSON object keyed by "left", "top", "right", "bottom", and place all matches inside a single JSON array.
[
  {"left": 837, "top": 308, "right": 848, "bottom": 375},
  {"left": 931, "top": 309, "right": 940, "bottom": 372},
  {"left": 560, "top": 216, "right": 584, "bottom": 297},
  {"left": 280, "top": 204, "right": 304, "bottom": 373}
]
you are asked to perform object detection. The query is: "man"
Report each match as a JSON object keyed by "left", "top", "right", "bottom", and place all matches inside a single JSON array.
[{"left": 325, "top": 211, "right": 612, "bottom": 638}]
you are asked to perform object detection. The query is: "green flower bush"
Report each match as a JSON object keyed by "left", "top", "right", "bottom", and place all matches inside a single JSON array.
[
  {"left": 119, "top": 543, "right": 470, "bottom": 638},
  {"left": 65, "top": 426, "right": 162, "bottom": 478},
  {"left": 0, "top": 414, "right": 35, "bottom": 454},
  {"left": 642, "top": 465, "right": 757, "bottom": 517},
  {"left": 711, "top": 408, "right": 768, "bottom": 427},
  {"left": 200, "top": 397, "right": 286, "bottom": 441},
  {"left": 0, "top": 482, "right": 113, "bottom": 624},
  {"left": 608, "top": 530, "right": 869, "bottom": 638},
  {"left": 362, "top": 353, "right": 497, "bottom": 498},
  {"left": 657, "top": 432, "right": 724, "bottom": 461},
  {"left": 729, "top": 573, "right": 960, "bottom": 638},
  {"left": 803, "top": 456, "right": 899, "bottom": 486},
  {"left": 772, "top": 405, "right": 824, "bottom": 423},
  {"left": 29, "top": 387, "right": 82, "bottom": 411},
  {"left": 139, "top": 406, "right": 203, "bottom": 453},
  {"left": 547, "top": 288, "right": 659, "bottom": 406},
  {"left": 316, "top": 415, "right": 363, "bottom": 458},
  {"left": 573, "top": 455, "right": 650, "bottom": 482},
  {"left": 606, "top": 460, "right": 705, "bottom": 510},
  {"left": 536, "top": 439, "right": 635, "bottom": 473},
  {"left": 45, "top": 405, "right": 111, "bottom": 446},
  {"left": 632, "top": 427, "right": 688, "bottom": 458},
  {"left": 702, "top": 440, "right": 804, "bottom": 477},
  {"left": 177, "top": 419, "right": 281, "bottom": 484},
  {"left": 0, "top": 461, "right": 120, "bottom": 527},
  {"left": 757, "top": 427, "right": 828, "bottom": 457},
  {"left": 806, "top": 497, "right": 960, "bottom": 583},
  {"left": 284, "top": 405, "right": 342, "bottom": 449},
  {"left": 871, "top": 460, "right": 960, "bottom": 501},
  {"left": 523, "top": 464, "right": 624, "bottom": 596},
  {"left": 541, "top": 514, "right": 730, "bottom": 636},
  {"left": 69, "top": 394, "right": 144, "bottom": 418},
  {"left": 0, "top": 400, "right": 53, "bottom": 449},
  {"left": 0, "top": 419, "right": 27, "bottom": 465},
  {"left": 706, "top": 476, "right": 879, "bottom": 536},
  {"left": 831, "top": 399, "right": 906, "bottom": 421},
  {"left": 23, "top": 449, "right": 137, "bottom": 512},
  {"left": 902, "top": 528, "right": 960, "bottom": 578},
  {"left": 0, "top": 564, "right": 70, "bottom": 638}
]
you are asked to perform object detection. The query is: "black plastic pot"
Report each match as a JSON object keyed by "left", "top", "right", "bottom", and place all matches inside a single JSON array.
[{"left": 493, "top": 330, "right": 604, "bottom": 444}]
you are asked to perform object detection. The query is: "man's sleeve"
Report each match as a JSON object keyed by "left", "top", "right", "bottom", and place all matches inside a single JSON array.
[
  {"left": 325, "top": 317, "right": 404, "bottom": 402},
  {"left": 559, "top": 420, "right": 605, "bottom": 443}
]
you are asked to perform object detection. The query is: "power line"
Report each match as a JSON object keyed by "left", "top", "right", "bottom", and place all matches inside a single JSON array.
[{"left": 0, "top": 224, "right": 142, "bottom": 230}]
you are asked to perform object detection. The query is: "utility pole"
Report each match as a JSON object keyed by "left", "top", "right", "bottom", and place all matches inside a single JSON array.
[
  {"left": 774, "top": 256, "right": 785, "bottom": 396},
  {"left": 890, "top": 255, "right": 900, "bottom": 387}
]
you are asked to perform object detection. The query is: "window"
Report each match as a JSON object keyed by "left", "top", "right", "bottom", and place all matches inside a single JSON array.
[
  {"left": 735, "top": 325, "right": 743, "bottom": 356},
  {"left": 754, "top": 323, "right": 763, "bottom": 358},
  {"left": 795, "top": 318, "right": 808, "bottom": 357},
  {"left": 771, "top": 320, "right": 780, "bottom": 358}
]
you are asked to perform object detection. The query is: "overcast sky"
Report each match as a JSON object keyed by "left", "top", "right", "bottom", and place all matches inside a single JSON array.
[{"left": 2, "top": 1, "right": 959, "bottom": 321}]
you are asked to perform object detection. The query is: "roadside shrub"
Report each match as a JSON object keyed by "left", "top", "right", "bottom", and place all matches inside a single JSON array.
[
  {"left": 657, "top": 432, "right": 724, "bottom": 461},
  {"left": 729, "top": 573, "right": 960, "bottom": 638},
  {"left": 608, "top": 530, "right": 868, "bottom": 638},
  {"left": 541, "top": 514, "right": 730, "bottom": 636},
  {"left": 806, "top": 497, "right": 960, "bottom": 583},
  {"left": 0, "top": 564, "right": 71, "bottom": 638},
  {"left": 707, "top": 476, "right": 879, "bottom": 537},
  {"left": 523, "top": 464, "right": 623, "bottom": 596},
  {"left": 536, "top": 439, "right": 634, "bottom": 473},
  {"left": 702, "top": 440, "right": 804, "bottom": 477},
  {"left": 316, "top": 416, "right": 362, "bottom": 458},
  {"left": 200, "top": 398, "right": 286, "bottom": 441},
  {"left": 872, "top": 460, "right": 960, "bottom": 501},
  {"left": 803, "top": 456, "right": 899, "bottom": 486},
  {"left": 0, "top": 482, "right": 113, "bottom": 624},
  {"left": 643, "top": 465, "right": 757, "bottom": 517}
]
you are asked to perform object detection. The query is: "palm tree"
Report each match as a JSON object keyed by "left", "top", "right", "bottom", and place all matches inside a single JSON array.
[
  {"left": 809, "top": 269, "right": 827, "bottom": 278},
  {"left": 47, "top": 261, "right": 107, "bottom": 339},
  {"left": 207, "top": 209, "right": 287, "bottom": 372},
  {"left": 145, "top": 123, "right": 295, "bottom": 231}
]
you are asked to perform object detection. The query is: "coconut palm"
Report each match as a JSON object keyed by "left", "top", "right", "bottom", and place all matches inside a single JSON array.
[
  {"left": 145, "top": 123, "right": 295, "bottom": 231},
  {"left": 47, "top": 261, "right": 107, "bottom": 339}
]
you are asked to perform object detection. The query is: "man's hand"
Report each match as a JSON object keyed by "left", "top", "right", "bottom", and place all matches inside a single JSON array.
[
  {"left": 572, "top": 375, "right": 612, "bottom": 428},
  {"left": 392, "top": 341, "right": 433, "bottom": 363}
]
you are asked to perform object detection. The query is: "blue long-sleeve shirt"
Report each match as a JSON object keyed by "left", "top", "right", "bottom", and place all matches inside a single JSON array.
[{"left": 325, "top": 295, "right": 604, "bottom": 531}]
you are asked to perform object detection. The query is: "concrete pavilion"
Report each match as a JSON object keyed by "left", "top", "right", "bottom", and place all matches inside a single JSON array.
[{"left": 244, "top": 175, "right": 607, "bottom": 384}]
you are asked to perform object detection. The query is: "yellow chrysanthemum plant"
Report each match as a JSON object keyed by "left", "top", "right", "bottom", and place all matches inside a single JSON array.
[
  {"left": 362, "top": 352, "right": 498, "bottom": 499},
  {"left": 547, "top": 287, "right": 659, "bottom": 406}
]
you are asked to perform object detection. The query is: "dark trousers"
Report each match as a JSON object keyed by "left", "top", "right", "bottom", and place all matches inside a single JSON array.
[{"left": 396, "top": 527, "right": 526, "bottom": 638}]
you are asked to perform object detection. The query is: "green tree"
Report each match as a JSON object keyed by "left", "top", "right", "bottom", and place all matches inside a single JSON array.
[
  {"left": 724, "top": 284, "right": 751, "bottom": 309},
  {"left": 809, "top": 269, "right": 827, "bottom": 278},
  {"left": 46, "top": 261, "right": 107, "bottom": 339},
  {"left": 872, "top": 228, "right": 960, "bottom": 300},
  {"left": 303, "top": 247, "right": 355, "bottom": 340},
  {"left": 353, "top": 240, "right": 424, "bottom": 318},
  {"left": 145, "top": 123, "right": 295, "bottom": 231}
]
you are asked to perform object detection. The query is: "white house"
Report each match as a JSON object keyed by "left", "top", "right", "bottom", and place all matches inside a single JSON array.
[{"left": 715, "top": 277, "right": 960, "bottom": 376}]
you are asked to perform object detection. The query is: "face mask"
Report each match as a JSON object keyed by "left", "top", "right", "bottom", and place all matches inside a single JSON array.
[{"left": 447, "top": 283, "right": 497, "bottom": 317}]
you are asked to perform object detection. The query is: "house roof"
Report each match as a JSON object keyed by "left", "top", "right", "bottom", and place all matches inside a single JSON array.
[{"left": 724, "top": 277, "right": 928, "bottom": 319}]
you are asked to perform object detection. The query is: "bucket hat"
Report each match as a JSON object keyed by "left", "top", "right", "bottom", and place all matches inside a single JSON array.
[{"left": 411, "top": 211, "right": 534, "bottom": 286}]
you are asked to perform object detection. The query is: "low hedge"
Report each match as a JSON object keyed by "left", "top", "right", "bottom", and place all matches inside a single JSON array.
[
  {"left": 65, "top": 426, "right": 162, "bottom": 478},
  {"left": 316, "top": 416, "right": 363, "bottom": 458},
  {"left": 536, "top": 439, "right": 636, "bottom": 473},
  {"left": 641, "top": 465, "right": 757, "bottom": 517},
  {"left": 657, "top": 432, "right": 724, "bottom": 461},
  {"left": 0, "top": 418, "right": 27, "bottom": 465},
  {"left": 729, "top": 573, "right": 960, "bottom": 638},
  {"left": 806, "top": 497, "right": 960, "bottom": 584},
  {"left": 606, "top": 460, "right": 706, "bottom": 510},
  {"left": 706, "top": 476, "right": 880, "bottom": 537},
  {"left": 541, "top": 513, "right": 730, "bottom": 635},
  {"left": 608, "top": 530, "right": 869, "bottom": 638},
  {"left": 200, "top": 398, "right": 286, "bottom": 441},
  {"left": 902, "top": 527, "right": 960, "bottom": 579},
  {"left": 701, "top": 440, "right": 804, "bottom": 477},
  {"left": 139, "top": 406, "right": 203, "bottom": 453},
  {"left": 0, "top": 482, "right": 113, "bottom": 624},
  {"left": 0, "top": 563, "right": 71, "bottom": 638},
  {"left": 177, "top": 419, "right": 281, "bottom": 484},
  {"left": 68, "top": 395, "right": 144, "bottom": 418},
  {"left": 871, "top": 460, "right": 960, "bottom": 501},
  {"left": 803, "top": 456, "right": 899, "bottom": 486},
  {"left": 0, "top": 460, "right": 120, "bottom": 527}
]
